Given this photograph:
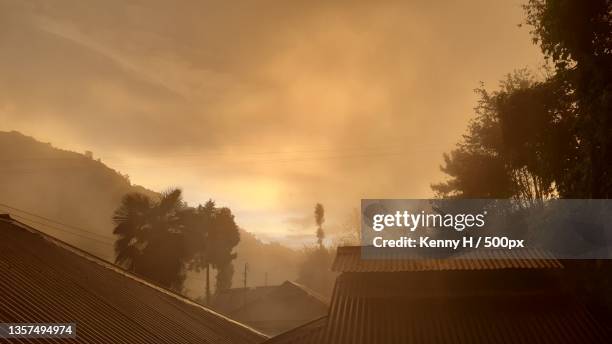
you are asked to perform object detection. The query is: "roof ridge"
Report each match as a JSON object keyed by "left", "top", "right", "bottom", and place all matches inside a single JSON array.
[
  {"left": 284, "top": 281, "right": 330, "bottom": 305},
  {"left": 263, "top": 316, "right": 327, "bottom": 344}
]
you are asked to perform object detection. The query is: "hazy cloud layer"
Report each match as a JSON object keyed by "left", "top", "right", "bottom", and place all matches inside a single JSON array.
[{"left": 0, "top": 0, "right": 544, "bottom": 243}]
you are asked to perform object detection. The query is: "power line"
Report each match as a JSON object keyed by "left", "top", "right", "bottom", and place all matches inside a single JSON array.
[
  {"left": 7, "top": 212, "right": 114, "bottom": 247},
  {"left": 109, "top": 150, "right": 424, "bottom": 167},
  {"left": 0, "top": 204, "right": 245, "bottom": 285},
  {"left": 109, "top": 141, "right": 447, "bottom": 159},
  {"left": 0, "top": 150, "right": 412, "bottom": 165},
  {"left": 0, "top": 203, "right": 117, "bottom": 250},
  {"left": 0, "top": 141, "right": 454, "bottom": 164},
  {"left": 0, "top": 203, "right": 115, "bottom": 241},
  {"left": 0, "top": 149, "right": 441, "bottom": 172}
]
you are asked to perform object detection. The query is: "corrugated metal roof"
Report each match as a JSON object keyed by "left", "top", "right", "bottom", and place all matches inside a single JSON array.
[
  {"left": 225, "top": 281, "right": 329, "bottom": 336},
  {"left": 263, "top": 317, "right": 326, "bottom": 344},
  {"left": 212, "top": 286, "right": 279, "bottom": 314},
  {"left": 320, "top": 272, "right": 610, "bottom": 344},
  {"left": 0, "top": 215, "right": 268, "bottom": 344},
  {"left": 210, "top": 281, "right": 329, "bottom": 336},
  {"left": 265, "top": 246, "right": 610, "bottom": 344},
  {"left": 212, "top": 281, "right": 328, "bottom": 316},
  {"left": 266, "top": 275, "right": 611, "bottom": 344},
  {"left": 332, "top": 246, "right": 564, "bottom": 272}
]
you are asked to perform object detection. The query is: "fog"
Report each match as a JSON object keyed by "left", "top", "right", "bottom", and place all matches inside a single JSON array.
[{"left": 0, "top": 0, "right": 544, "bottom": 242}]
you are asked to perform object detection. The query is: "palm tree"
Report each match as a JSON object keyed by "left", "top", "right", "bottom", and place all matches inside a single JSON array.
[{"left": 112, "top": 189, "right": 188, "bottom": 290}]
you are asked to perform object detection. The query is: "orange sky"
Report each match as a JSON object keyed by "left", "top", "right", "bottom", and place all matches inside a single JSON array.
[{"left": 0, "top": 0, "right": 544, "bottom": 245}]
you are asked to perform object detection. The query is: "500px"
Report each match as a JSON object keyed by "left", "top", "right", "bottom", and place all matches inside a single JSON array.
[{"left": 483, "top": 236, "right": 524, "bottom": 250}]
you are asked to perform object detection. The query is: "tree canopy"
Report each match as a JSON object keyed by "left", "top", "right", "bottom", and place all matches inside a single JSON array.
[
  {"left": 432, "top": 0, "right": 612, "bottom": 314},
  {"left": 112, "top": 189, "right": 240, "bottom": 293},
  {"left": 435, "top": 0, "right": 612, "bottom": 199}
]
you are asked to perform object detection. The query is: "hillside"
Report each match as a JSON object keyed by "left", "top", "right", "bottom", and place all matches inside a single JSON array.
[{"left": 0, "top": 130, "right": 300, "bottom": 297}]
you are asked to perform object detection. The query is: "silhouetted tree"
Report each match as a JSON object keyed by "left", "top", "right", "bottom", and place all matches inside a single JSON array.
[
  {"left": 187, "top": 200, "right": 240, "bottom": 303},
  {"left": 436, "top": 1, "right": 612, "bottom": 200},
  {"left": 215, "top": 261, "right": 234, "bottom": 293},
  {"left": 296, "top": 203, "right": 336, "bottom": 296},
  {"left": 524, "top": 0, "right": 612, "bottom": 198},
  {"left": 432, "top": 70, "right": 558, "bottom": 206},
  {"left": 113, "top": 189, "right": 189, "bottom": 290},
  {"left": 435, "top": 0, "right": 612, "bottom": 316},
  {"left": 113, "top": 191, "right": 240, "bottom": 297},
  {"left": 209, "top": 206, "right": 240, "bottom": 292},
  {"left": 524, "top": 1, "right": 612, "bottom": 317},
  {"left": 314, "top": 203, "right": 325, "bottom": 247}
]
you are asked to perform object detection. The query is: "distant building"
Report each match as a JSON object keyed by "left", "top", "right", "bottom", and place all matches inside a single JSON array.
[
  {"left": 210, "top": 281, "right": 329, "bottom": 336},
  {"left": 0, "top": 214, "right": 267, "bottom": 344},
  {"left": 266, "top": 246, "right": 611, "bottom": 343}
]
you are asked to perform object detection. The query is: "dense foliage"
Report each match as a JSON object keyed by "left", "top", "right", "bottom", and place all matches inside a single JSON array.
[
  {"left": 112, "top": 189, "right": 240, "bottom": 293},
  {"left": 433, "top": 0, "right": 612, "bottom": 315},
  {"left": 435, "top": 0, "right": 612, "bottom": 199}
]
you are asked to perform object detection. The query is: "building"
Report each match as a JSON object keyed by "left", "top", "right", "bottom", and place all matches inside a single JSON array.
[
  {"left": 0, "top": 214, "right": 267, "bottom": 344},
  {"left": 211, "top": 281, "right": 329, "bottom": 336},
  {"left": 266, "top": 246, "right": 611, "bottom": 343}
]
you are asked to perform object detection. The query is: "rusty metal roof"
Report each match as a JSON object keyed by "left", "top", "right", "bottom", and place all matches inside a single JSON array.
[
  {"left": 0, "top": 215, "right": 268, "bottom": 344},
  {"left": 332, "top": 246, "right": 564, "bottom": 272},
  {"left": 322, "top": 272, "right": 610, "bottom": 344},
  {"left": 265, "top": 247, "right": 609, "bottom": 344},
  {"left": 212, "top": 281, "right": 328, "bottom": 316},
  {"left": 263, "top": 317, "right": 326, "bottom": 344},
  {"left": 210, "top": 281, "right": 329, "bottom": 336},
  {"left": 266, "top": 274, "right": 611, "bottom": 344}
]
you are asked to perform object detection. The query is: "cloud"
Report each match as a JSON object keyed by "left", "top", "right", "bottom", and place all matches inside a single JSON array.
[{"left": 0, "top": 0, "right": 544, "bottom": 240}]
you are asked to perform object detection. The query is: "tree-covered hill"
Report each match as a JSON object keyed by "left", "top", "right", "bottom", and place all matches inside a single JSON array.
[{"left": 0, "top": 130, "right": 300, "bottom": 296}]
